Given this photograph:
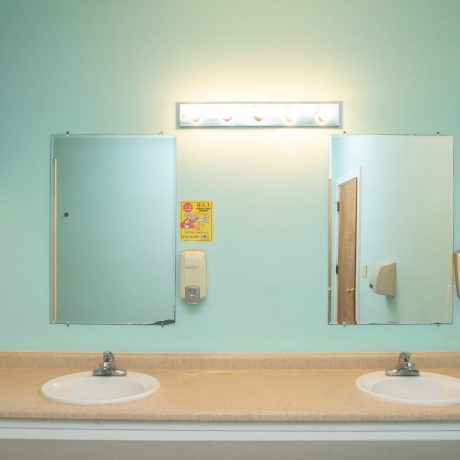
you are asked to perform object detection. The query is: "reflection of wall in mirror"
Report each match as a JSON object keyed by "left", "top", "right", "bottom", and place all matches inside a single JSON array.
[
  {"left": 52, "top": 136, "right": 176, "bottom": 325},
  {"left": 330, "top": 135, "right": 452, "bottom": 324}
]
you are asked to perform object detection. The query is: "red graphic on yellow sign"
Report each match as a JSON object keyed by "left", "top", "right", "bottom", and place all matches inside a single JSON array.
[{"left": 180, "top": 201, "right": 213, "bottom": 242}]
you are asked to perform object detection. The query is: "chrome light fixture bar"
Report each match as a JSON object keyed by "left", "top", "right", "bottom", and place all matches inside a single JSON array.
[{"left": 178, "top": 102, "right": 340, "bottom": 128}]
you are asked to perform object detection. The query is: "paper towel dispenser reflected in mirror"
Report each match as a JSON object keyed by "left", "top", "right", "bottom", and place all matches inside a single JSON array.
[
  {"left": 453, "top": 252, "right": 460, "bottom": 297},
  {"left": 369, "top": 262, "right": 396, "bottom": 296}
]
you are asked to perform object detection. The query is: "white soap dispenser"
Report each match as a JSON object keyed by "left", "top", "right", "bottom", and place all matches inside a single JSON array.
[{"left": 180, "top": 250, "right": 207, "bottom": 305}]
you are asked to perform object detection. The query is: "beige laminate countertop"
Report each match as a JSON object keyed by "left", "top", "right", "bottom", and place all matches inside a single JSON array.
[{"left": 2, "top": 352, "right": 460, "bottom": 423}]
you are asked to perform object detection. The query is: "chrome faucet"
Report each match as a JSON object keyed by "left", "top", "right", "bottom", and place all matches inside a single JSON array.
[
  {"left": 93, "top": 351, "right": 127, "bottom": 377},
  {"left": 385, "top": 352, "right": 420, "bottom": 376}
]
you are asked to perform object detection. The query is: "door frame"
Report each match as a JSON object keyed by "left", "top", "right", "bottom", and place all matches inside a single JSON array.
[{"left": 334, "top": 167, "right": 362, "bottom": 324}]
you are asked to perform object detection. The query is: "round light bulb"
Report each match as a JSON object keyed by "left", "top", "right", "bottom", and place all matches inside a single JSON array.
[
  {"left": 314, "top": 108, "right": 333, "bottom": 126},
  {"left": 190, "top": 115, "right": 202, "bottom": 125},
  {"left": 284, "top": 110, "right": 297, "bottom": 126},
  {"left": 221, "top": 113, "right": 233, "bottom": 123}
]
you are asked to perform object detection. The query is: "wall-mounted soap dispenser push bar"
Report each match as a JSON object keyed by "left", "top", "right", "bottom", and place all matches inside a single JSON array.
[{"left": 180, "top": 250, "right": 207, "bottom": 305}]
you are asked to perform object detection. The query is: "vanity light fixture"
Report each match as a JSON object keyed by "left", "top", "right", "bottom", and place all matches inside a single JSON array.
[{"left": 178, "top": 102, "right": 341, "bottom": 128}]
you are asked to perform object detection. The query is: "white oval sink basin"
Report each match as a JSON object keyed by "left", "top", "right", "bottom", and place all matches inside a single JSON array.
[
  {"left": 356, "top": 371, "right": 460, "bottom": 406},
  {"left": 41, "top": 371, "right": 160, "bottom": 405}
]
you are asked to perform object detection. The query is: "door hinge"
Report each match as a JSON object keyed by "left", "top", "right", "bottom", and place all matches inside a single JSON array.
[{"left": 336, "top": 201, "right": 340, "bottom": 212}]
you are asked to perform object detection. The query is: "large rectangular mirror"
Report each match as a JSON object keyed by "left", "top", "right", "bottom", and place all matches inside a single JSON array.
[
  {"left": 328, "top": 135, "right": 453, "bottom": 325},
  {"left": 51, "top": 135, "right": 176, "bottom": 325}
]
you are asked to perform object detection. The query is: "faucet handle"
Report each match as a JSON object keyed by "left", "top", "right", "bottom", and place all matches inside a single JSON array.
[
  {"left": 385, "top": 351, "right": 420, "bottom": 376},
  {"left": 93, "top": 351, "right": 127, "bottom": 377},
  {"left": 399, "top": 351, "right": 411, "bottom": 362},
  {"left": 103, "top": 351, "right": 114, "bottom": 364}
]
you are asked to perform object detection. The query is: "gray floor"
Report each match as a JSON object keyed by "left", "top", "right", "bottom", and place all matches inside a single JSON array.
[{"left": 1, "top": 440, "right": 460, "bottom": 460}]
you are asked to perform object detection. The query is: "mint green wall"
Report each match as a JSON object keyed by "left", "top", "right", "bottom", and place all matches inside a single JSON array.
[{"left": 1, "top": 0, "right": 460, "bottom": 352}]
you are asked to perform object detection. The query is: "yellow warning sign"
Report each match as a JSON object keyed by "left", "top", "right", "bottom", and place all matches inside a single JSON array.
[{"left": 180, "top": 201, "right": 213, "bottom": 242}]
